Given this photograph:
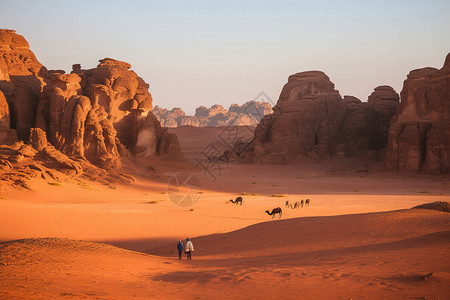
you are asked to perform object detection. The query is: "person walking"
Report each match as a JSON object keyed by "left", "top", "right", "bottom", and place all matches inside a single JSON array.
[
  {"left": 177, "top": 240, "right": 184, "bottom": 259},
  {"left": 185, "top": 238, "right": 194, "bottom": 260}
]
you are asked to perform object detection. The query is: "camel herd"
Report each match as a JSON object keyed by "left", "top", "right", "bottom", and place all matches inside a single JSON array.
[
  {"left": 285, "top": 199, "right": 310, "bottom": 209},
  {"left": 228, "top": 196, "right": 311, "bottom": 219}
]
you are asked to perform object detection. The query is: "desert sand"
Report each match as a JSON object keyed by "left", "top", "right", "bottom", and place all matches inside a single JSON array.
[{"left": 1, "top": 126, "right": 450, "bottom": 299}]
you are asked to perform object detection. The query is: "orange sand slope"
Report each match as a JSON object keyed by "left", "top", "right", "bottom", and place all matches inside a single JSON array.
[
  {"left": 1, "top": 165, "right": 449, "bottom": 253},
  {"left": 1, "top": 208, "right": 449, "bottom": 300}
]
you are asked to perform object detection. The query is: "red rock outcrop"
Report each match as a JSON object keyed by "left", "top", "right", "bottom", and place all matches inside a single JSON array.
[
  {"left": 234, "top": 71, "right": 400, "bottom": 163},
  {"left": 0, "top": 90, "right": 17, "bottom": 144},
  {"left": 338, "top": 96, "right": 375, "bottom": 157},
  {"left": 0, "top": 29, "right": 47, "bottom": 141},
  {"left": 0, "top": 29, "right": 183, "bottom": 183},
  {"left": 367, "top": 86, "right": 400, "bottom": 149},
  {"left": 152, "top": 101, "right": 273, "bottom": 127},
  {"left": 385, "top": 53, "right": 450, "bottom": 173},
  {"left": 245, "top": 71, "right": 347, "bottom": 161}
]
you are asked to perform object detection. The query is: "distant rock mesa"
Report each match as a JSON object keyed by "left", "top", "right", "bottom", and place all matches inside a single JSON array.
[{"left": 152, "top": 101, "right": 273, "bottom": 127}]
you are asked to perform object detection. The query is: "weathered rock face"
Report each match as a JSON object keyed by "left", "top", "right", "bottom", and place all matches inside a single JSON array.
[
  {"left": 0, "top": 29, "right": 183, "bottom": 175},
  {"left": 247, "top": 71, "right": 347, "bottom": 161},
  {"left": 235, "top": 71, "right": 400, "bottom": 163},
  {"left": 338, "top": 96, "right": 375, "bottom": 157},
  {"left": 367, "top": 86, "right": 400, "bottom": 150},
  {"left": 152, "top": 101, "right": 273, "bottom": 127},
  {"left": 0, "top": 90, "right": 13, "bottom": 144},
  {"left": 385, "top": 53, "right": 450, "bottom": 173},
  {"left": 0, "top": 29, "right": 47, "bottom": 141}
]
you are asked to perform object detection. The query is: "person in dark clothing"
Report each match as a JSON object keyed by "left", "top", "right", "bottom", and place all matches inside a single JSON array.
[{"left": 177, "top": 240, "right": 184, "bottom": 259}]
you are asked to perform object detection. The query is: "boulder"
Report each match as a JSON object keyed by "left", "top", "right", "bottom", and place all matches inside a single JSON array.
[{"left": 29, "top": 127, "right": 48, "bottom": 151}]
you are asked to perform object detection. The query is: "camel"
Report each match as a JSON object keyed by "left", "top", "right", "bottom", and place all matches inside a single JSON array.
[
  {"left": 300, "top": 199, "right": 304, "bottom": 207},
  {"left": 285, "top": 200, "right": 290, "bottom": 208},
  {"left": 305, "top": 199, "right": 310, "bottom": 207},
  {"left": 293, "top": 202, "right": 299, "bottom": 209},
  {"left": 265, "top": 207, "right": 282, "bottom": 219},
  {"left": 229, "top": 196, "right": 243, "bottom": 205}
]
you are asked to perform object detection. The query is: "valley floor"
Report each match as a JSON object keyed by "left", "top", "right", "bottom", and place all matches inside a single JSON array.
[
  {"left": 1, "top": 126, "right": 449, "bottom": 299},
  {"left": 0, "top": 160, "right": 449, "bottom": 299}
]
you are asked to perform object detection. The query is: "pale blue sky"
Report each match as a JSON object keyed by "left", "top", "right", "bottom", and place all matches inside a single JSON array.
[{"left": 2, "top": 0, "right": 449, "bottom": 114}]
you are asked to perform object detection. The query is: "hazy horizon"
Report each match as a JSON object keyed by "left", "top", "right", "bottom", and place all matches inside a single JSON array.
[{"left": 1, "top": 0, "right": 449, "bottom": 114}]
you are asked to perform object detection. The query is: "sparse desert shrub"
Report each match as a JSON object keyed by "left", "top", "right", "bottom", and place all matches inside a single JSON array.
[
  {"left": 272, "top": 194, "right": 288, "bottom": 197},
  {"left": 48, "top": 182, "right": 61, "bottom": 187}
]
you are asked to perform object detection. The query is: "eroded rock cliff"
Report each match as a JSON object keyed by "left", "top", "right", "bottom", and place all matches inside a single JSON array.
[
  {"left": 0, "top": 29, "right": 183, "bottom": 186},
  {"left": 385, "top": 53, "right": 450, "bottom": 173},
  {"left": 234, "top": 71, "right": 399, "bottom": 164}
]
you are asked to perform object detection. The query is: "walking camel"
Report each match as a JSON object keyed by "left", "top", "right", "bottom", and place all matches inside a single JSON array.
[{"left": 265, "top": 207, "right": 282, "bottom": 219}]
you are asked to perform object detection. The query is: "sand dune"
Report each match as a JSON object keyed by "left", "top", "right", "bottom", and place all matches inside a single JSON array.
[
  {"left": 1, "top": 125, "right": 450, "bottom": 299},
  {"left": 1, "top": 208, "right": 449, "bottom": 299}
]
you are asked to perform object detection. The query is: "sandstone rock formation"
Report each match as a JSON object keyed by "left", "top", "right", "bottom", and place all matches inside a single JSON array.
[
  {"left": 0, "top": 29, "right": 47, "bottom": 141},
  {"left": 233, "top": 71, "right": 400, "bottom": 164},
  {"left": 0, "top": 29, "right": 183, "bottom": 187},
  {"left": 152, "top": 106, "right": 186, "bottom": 127},
  {"left": 385, "top": 53, "right": 450, "bottom": 173},
  {"left": 367, "top": 86, "right": 400, "bottom": 150},
  {"left": 152, "top": 101, "right": 272, "bottom": 127},
  {"left": 338, "top": 87, "right": 399, "bottom": 157},
  {"left": 0, "top": 90, "right": 17, "bottom": 144}
]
